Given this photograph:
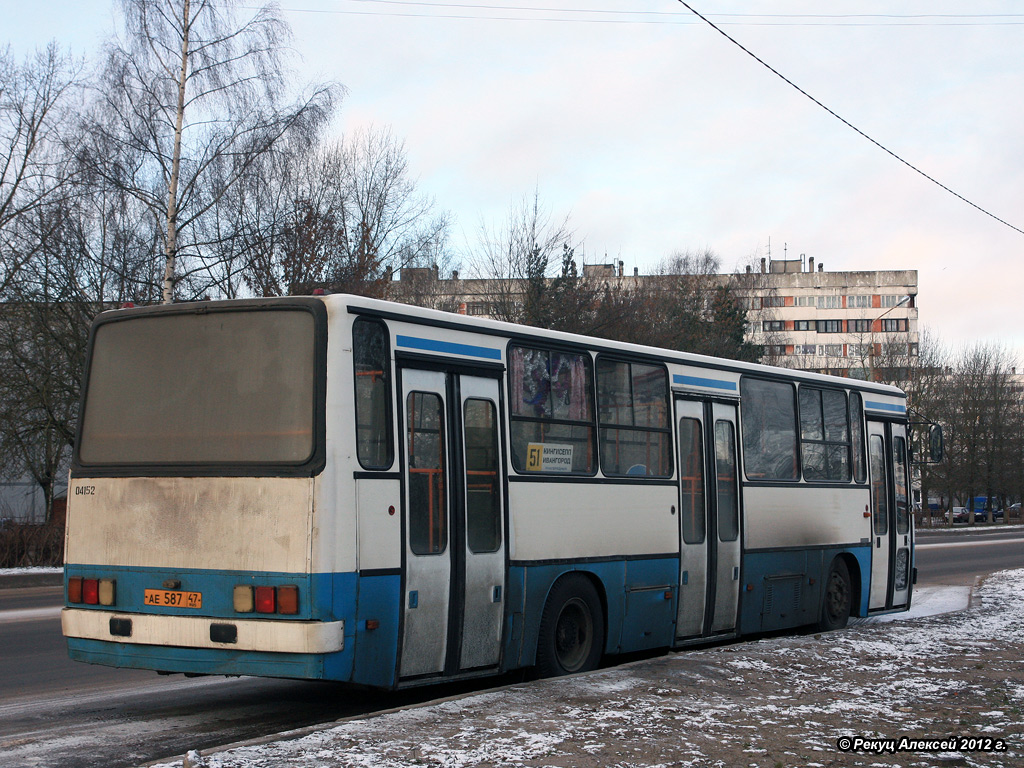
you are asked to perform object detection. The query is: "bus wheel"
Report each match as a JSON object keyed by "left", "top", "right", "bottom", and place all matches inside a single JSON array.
[
  {"left": 536, "top": 574, "right": 605, "bottom": 677},
  {"left": 818, "top": 557, "right": 852, "bottom": 631}
]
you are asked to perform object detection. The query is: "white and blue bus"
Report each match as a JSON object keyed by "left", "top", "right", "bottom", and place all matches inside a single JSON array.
[{"left": 63, "top": 294, "right": 917, "bottom": 687}]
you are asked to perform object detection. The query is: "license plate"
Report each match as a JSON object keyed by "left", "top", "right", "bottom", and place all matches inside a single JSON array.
[{"left": 144, "top": 588, "right": 203, "bottom": 608}]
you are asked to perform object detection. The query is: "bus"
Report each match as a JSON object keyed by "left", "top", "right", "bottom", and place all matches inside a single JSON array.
[{"left": 62, "top": 294, "right": 920, "bottom": 687}]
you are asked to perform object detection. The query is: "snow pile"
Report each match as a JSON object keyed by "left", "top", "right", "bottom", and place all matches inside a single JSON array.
[{"left": 151, "top": 571, "right": 1024, "bottom": 768}]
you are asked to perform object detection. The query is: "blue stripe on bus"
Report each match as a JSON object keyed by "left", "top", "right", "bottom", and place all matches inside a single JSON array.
[
  {"left": 396, "top": 334, "right": 502, "bottom": 361},
  {"left": 864, "top": 400, "right": 907, "bottom": 414},
  {"left": 673, "top": 374, "right": 738, "bottom": 391}
]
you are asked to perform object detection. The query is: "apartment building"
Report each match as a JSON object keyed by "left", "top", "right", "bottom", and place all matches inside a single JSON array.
[{"left": 736, "top": 257, "right": 918, "bottom": 379}]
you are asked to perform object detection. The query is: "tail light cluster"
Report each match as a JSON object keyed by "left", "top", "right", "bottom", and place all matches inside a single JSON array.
[
  {"left": 68, "top": 577, "right": 116, "bottom": 606},
  {"left": 233, "top": 584, "right": 299, "bottom": 615}
]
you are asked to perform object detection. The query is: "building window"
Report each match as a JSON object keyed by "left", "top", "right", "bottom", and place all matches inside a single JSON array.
[
  {"left": 847, "top": 295, "right": 872, "bottom": 308},
  {"left": 794, "top": 320, "right": 813, "bottom": 331},
  {"left": 794, "top": 296, "right": 815, "bottom": 307},
  {"left": 761, "top": 295, "right": 785, "bottom": 308},
  {"left": 848, "top": 343, "right": 872, "bottom": 357},
  {"left": 882, "top": 318, "right": 908, "bottom": 332},
  {"left": 880, "top": 295, "right": 903, "bottom": 308},
  {"left": 763, "top": 320, "right": 785, "bottom": 332},
  {"left": 764, "top": 344, "right": 787, "bottom": 357},
  {"left": 796, "top": 344, "right": 817, "bottom": 355},
  {"left": 817, "top": 295, "right": 841, "bottom": 309},
  {"left": 817, "top": 344, "right": 843, "bottom": 356},
  {"left": 816, "top": 319, "right": 842, "bottom": 334},
  {"left": 848, "top": 319, "right": 871, "bottom": 333},
  {"left": 466, "top": 302, "right": 490, "bottom": 316}
]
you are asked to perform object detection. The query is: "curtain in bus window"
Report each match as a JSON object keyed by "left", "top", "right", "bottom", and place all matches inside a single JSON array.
[
  {"left": 464, "top": 399, "right": 501, "bottom": 553},
  {"left": 869, "top": 434, "right": 888, "bottom": 536},
  {"left": 740, "top": 378, "right": 798, "bottom": 480},
  {"left": 353, "top": 318, "right": 392, "bottom": 469},
  {"left": 508, "top": 345, "right": 594, "bottom": 474},
  {"left": 715, "top": 421, "right": 739, "bottom": 542},
  {"left": 596, "top": 359, "right": 671, "bottom": 477},
  {"left": 678, "top": 418, "right": 705, "bottom": 544},
  {"left": 894, "top": 436, "right": 910, "bottom": 535},
  {"left": 849, "top": 392, "right": 866, "bottom": 483},
  {"left": 407, "top": 392, "right": 447, "bottom": 555}
]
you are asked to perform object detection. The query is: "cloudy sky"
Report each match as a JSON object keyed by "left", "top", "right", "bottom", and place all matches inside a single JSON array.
[{"left": 8, "top": 1, "right": 1024, "bottom": 359}]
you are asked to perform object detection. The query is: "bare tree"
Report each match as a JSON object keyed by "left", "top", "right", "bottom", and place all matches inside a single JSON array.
[
  {"left": 83, "top": 0, "right": 337, "bottom": 303},
  {"left": 234, "top": 127, "right": 450, "bottom": 298},
  {"left": 471, "top": 190, "right": 573, "bottom": 325},
  {"left": 0, "top": 44, "right": 79, "bottom": 296}
]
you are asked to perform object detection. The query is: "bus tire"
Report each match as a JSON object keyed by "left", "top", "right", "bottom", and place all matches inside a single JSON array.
[
  {"left": 536, "top": 574, "right": 605, "bottom": 677},
  {"left": 818, "top": 557, "right": 852, "bottom": 631}
]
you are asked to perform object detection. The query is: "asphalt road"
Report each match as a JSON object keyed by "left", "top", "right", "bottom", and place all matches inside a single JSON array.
[{"left": 1, "top": 530, "right": 1021, "bottom": 768}]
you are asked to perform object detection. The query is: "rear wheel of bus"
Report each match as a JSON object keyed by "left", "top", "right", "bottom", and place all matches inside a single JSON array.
[
  {"left": 536, "top": 574, "right": 605, "bottom": 677},
  {"left": 818, "top": 557, "right": 852, "bottom": 631}
]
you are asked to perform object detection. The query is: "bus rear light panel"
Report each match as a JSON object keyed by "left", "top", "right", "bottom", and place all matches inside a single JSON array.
[
  {"left": 68, "top": 577, "right": 116, "bottom": 607},
  {"left": 233, "top": 584, "right": 299, "bottom": 615}
]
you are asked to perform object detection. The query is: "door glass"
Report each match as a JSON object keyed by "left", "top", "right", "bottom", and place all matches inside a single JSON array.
[
  {"left": 715, "top": 421, "right": 738, "bottom": 542},
  {"left": 678, "top": 417, "right": 705, "bottom": 544},
  {"left": 869, "top": 434, "right": 888, "bottom": 536},
  {"left": 894, "top": 436, "right": 910, "bottom": 535},
  {"left": 464, "top": 399, "right": 501, "bottom": 553},
  {"left": 407, "top": 392, "right": 447, "bottom": 555}
]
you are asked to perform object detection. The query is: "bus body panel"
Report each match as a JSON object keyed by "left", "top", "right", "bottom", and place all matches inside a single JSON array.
[
  {"left": 507, "top": 482, "right": 678, "bottom": 562},
  {"left": 66, "top": 476, "right": 314, "bottom": 573},
  {"left": 743, "top": 485, "right": 871, "bottom": 551}
]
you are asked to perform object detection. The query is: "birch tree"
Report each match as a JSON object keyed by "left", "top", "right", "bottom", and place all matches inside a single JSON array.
[{"left": 85, "top": 0, "right": 336, "bottom": 302}]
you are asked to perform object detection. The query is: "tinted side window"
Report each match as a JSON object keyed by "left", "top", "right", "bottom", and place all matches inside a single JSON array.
[
  {"left": 849, "top": 393, "right": 866, "bottom": 483},
  {"left": 596, "top": 359, "right": 671, "bottom": 477},
  {"left": 353, "top": 318, "right": 393, "bottom": 470},
  {"left": 740, "top": 378, "right": 798, "bottom": 480},
  {"left": 799, "top": 387, "right": 851, "bottom": 482}
]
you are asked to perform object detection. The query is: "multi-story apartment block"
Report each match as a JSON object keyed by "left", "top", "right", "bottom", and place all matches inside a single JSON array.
[
  {"left": 390, "top": 256, "right": 919, "bottom": 380},
  {"left": 735, "top": 257, "right": 918, "bottom": 379}
]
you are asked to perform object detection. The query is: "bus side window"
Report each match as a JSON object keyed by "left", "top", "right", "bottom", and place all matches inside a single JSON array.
[
  {"left": 596, "top": 359, "right": 671, "bottom": 477},
  {"left": 740, "top": 378, "right": 798, "bottom": 481},
  {"left": 408, "top": 392, "right": 447, "bottom": 555},
  {"left": 849, "top": 392, "right": 866, "bottom": 483},
  {"left": 353, "top": 318, "right": 393, "bottom": 470}
]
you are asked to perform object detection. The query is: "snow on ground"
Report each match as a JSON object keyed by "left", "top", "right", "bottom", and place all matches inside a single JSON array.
[{"left": 152, "top": 570, "right": 1024, "bottom": 768}]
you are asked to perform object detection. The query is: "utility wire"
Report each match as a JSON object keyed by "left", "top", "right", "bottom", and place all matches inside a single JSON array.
[{"left": 675, "top": 0, "right": 1024, "bottom": 237}]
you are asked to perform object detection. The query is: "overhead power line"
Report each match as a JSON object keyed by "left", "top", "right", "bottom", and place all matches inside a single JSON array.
[{"left": 675, "top": 0, "right": 1024, "bottom": 237}]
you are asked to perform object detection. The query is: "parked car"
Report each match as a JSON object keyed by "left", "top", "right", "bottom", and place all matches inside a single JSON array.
[
  {"left": 1008, "top": 502, "right": 1021, "bottom": 521},
  {"left": 951, "top": 506, "right": 969, "bottom": 523}
]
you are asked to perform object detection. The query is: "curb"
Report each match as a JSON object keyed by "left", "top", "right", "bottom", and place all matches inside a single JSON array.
[{"left": 0, "top": 572, "right": 63, "bottom": 589}]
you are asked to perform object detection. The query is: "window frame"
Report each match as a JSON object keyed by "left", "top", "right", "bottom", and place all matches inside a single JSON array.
[
  {"left": 352, "top": 315, "right": 395, "bottom": 471},
  {"left": 595, "top": 355, "right": 673, "bottom": 479},
  {"left": 73, "top": 298, "right": 328, "bottom": 478},
  {"left": 507, "top": 342, "right": 598, "bottom": 477},
  {"left": 798, "top": 385, "right": 852, "bottom": 483},
  {"left": 739, "top": 377, "right": 800, "bottom": 482}
]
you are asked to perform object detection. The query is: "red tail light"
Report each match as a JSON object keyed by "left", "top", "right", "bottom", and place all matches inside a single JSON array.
[
  {"left": 83, "top": 578, "right": 99, "bottom": 605},
  {"left": 68, "top": 577, "right": 83, "bottom": 603},
  {"left": 277, "top": 585, "right": 299, "bottom": 615},
  {"left": 254, "top": 586, "right": 276, "bottom": 614}
]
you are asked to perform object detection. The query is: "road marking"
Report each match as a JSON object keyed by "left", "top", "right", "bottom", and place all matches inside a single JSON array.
[
  {"left": 917, "top": 537, "right": 1024, "bottom": 549},
  {"left": 0, "top": 606, "right": 62, "bottom": 623}
]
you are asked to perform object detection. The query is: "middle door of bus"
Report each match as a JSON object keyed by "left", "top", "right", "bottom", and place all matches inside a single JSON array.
[
  {"left": 867, "top": 419, "right": 913, "bottom": 612},
  {"left": 399, "top": 366, "right": 506, "bottom": 680},
  {"left": 674, "top": 398, "right": 741, "bottom": 640}
]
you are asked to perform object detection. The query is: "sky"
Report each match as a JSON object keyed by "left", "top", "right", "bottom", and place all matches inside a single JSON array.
[{"left": 6, "top": 1, "right": 1024, "bottom": 359}]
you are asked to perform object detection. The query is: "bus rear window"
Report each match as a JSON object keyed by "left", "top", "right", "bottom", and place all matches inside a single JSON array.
[{"left": 78, "top": 308, "right": 318, "bottom": 467}]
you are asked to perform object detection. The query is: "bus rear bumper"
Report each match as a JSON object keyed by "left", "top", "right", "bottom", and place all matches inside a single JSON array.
[{"left": 62, "top": 608, "right": 345, "bottom": 654}]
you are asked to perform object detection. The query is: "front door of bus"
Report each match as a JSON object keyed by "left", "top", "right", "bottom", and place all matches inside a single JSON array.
[
  {"left": 867, "top": 419, "right": 912, "bottom": 611},
  {"left": 399, "top": 367, "right": 506, "bottom": 679},
  {"left": 675, "top": 398, "right": 741, "bottom": 639}
]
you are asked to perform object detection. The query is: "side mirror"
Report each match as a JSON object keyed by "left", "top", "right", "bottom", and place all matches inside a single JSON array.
[{"left": 928, "top": 424, "right": 943, "bottom": 463}]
